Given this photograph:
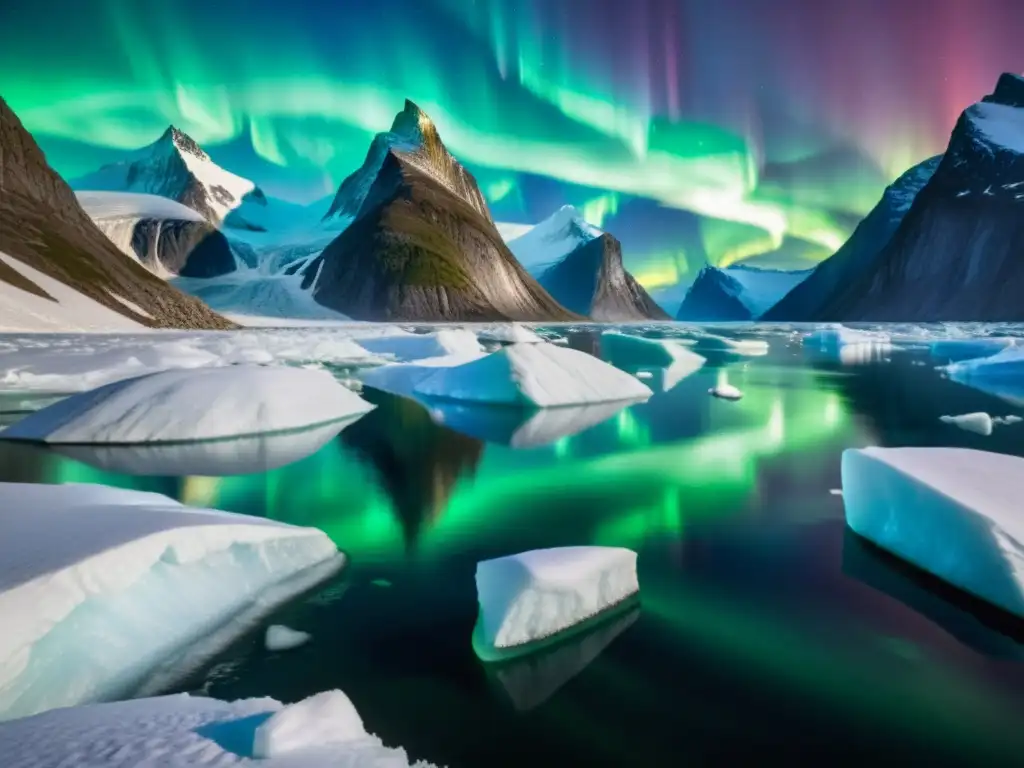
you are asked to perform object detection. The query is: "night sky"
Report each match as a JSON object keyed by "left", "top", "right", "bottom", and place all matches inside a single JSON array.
[{"left": 1, "top": 0, "right": 1022, "bottom": 287}]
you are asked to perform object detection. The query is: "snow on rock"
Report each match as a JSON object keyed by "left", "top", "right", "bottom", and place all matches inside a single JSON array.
[
  {"left": 506, "top": 205, "right": 602, "bottom": 272},
  {"left": 0, "top": 253, "right": 145, "bottom": 333},
  {"left": 841, "top": 447, "right": 1024, "bottom": 619},
  {"left": 0, "top": 483, "right": 343, "bottom": 720},
  {"left": 967, "top": 101, "right": 1024, "bottom": 154},
  {"left": 940, "top": 412, "right": 994, "bottom": 436},
  {"left": 414, "top": 342, "right": 653, "bottom": 408},
  {"left": 709, "top": 383, "right": 743, "bottom": 401},
  {"left": 0, "top": 366, "right": 374, "bottom": 444},
  {"left": 428, "top": 400, "right": 631, "bottom": 447},
  {"left": 252, "top": 690, "right": 364, "bottom": 758},
  {"left": 476, "top": 323, "right": 545, "bottom": 344},
  {"left": 0, "top": 691, "right": 438, "bottom": 766},
  {"left": 264, "top": 625, "right": 312, "bottom": 652},
  {"left": 601, "top": 330, "right": 707, "bottom": 371},
  {"left": 473, "top": 546, "right": 640, "bottom": 658},
  {"left": 357, "top": 329, "right": 483, "bottom": 362},
  {"left": 54, "top": 421, "right": 346, "bottom": 477}
]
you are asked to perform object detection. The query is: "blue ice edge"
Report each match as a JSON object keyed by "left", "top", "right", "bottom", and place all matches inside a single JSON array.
[
  {"left": 840, "top": 446, "right": 1024, "bottom": 621},
  {"left": 471, "top": 591, "right": 642, "bottom": 664}
]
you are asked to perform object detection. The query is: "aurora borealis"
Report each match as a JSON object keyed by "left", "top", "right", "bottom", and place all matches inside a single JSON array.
[{"left": 1, "top": 0, "right": 1022, "bottom": 286}]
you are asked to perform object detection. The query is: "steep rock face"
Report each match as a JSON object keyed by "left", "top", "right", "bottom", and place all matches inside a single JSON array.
[
  {"left": 77, "top": 192, "right": 236, "bottom": 278},
  {"left": 805, "top": 73, "right": 1024, "bottom": 321},
  {"left": 675, "top": 266, "right": 754, "bottom": 321},
  {"left": 762, "top": 156, "right": 940, "bottom": 321},
  {"left": 680, "top": 263, "right": 814, "bottom": 320},
  {"left": 322, "top": 99, "right": 490, "bottom": 227},
  {"left": 72, "top": 126, "right": 270, "bottom": 231},
  {"left": 0, "top": 97, "right": 234, "bottom": 329},
  {"left": 309, "top": 102, "right": 579, "bottom": 322},
  {"left": 538, "top": 233, "right": 670, "bottom": 321}
]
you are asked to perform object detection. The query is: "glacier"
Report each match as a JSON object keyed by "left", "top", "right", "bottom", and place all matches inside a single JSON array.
[
  {"left": 0, "top": 483, "right": 344, "bottom": 721},
  {"left": 0, "top": 366, "right": 374, "bottom": 444},
  {"left": 841, "top": 447, "right": 1024, "bottom": 619},
  {"left": 0, "top": 690, "right": 438, "bottom": 767},
  {"left": 473, "top": 546, "right": 640, "bottom": 660}
]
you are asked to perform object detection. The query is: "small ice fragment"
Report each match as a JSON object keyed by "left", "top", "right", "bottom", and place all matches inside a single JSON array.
[
  {"left": 264, "top": 624, "right": 311, "bottom": 652},
  {"left": 635, "top": 371, "right": 653, "bottom": 380},
  {"left": 993, "top": 415, "right": 1023, "bottom": 426},
  {"left": 829, "top": 489, "right": 843, "bottom": 496},
  {"left": 709, "top": 384, "right": 743, "bottom": 400},
  {"left": 252, "top": 690, "right": 366, "bottom": 758},
  {"left": 939, "top": 412, "right": 993, "bottom": 436}
]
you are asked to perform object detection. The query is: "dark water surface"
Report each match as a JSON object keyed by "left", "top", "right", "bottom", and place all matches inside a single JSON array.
[{"left": 3, "top": 328, "right": 1024, "bottom": 765}]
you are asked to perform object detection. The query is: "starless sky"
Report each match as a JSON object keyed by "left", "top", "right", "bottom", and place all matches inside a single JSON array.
[{"left": 1, "top": 0, "right": 1021, "bottom": 282}]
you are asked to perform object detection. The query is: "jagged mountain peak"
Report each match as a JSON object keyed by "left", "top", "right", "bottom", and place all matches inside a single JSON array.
[
  {"left": 507, "top": 205, "right": 603, "bottom": 271},
  {"left": 156, "top": 125, "right": 210, "bottom": 161},
  {"left": 983, "top": 72, "right": 1024, "bottom": 109}
]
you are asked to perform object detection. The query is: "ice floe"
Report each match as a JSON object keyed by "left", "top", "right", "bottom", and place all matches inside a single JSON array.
[
  {"left": 473, "top": 546, "right": 640, "bottom": 660},
  {"left": 690, "top": 333, "right": 769, "bottom": 356},
  {"left": 709, "top": 383, "right": 744, "bottom": 401},
  {"left": 0, "top": 366, "right": 374, "bottom": 444},
  {"left": 475, "top": 323, "right": 545, "bottom": 344},
  {"left": 0, "top": 483, "right": 343, "bottom": 720},
  {"left": 0, "top": 690, "right": 437, "bottom": 766},
  {"left": 841, "top": 447, "right": 1024, "bottom": 619},
  {"left": 601, "top": 330, "right": 707, "bottom": 371},
  {"left": 357, "top": 328, "right": 483, "bottom": 362},
  {"left": 930, "top": 338, "right": 1017, "bottom": 363},
  {"left": 945, "top": 347, "right": 1024, "bottom": 405},
  {"left": 803, "top": 326, "right": 892, "bottom": 364},
  {"left": 264, "top": 625, "right": 312, "bottom": 652},
  {"left": 414, "top": 343, "right": 653, "bottom": 408},
  {"left": 939, "top": 412, "right": 994, "bottom": 436},
  {"left": 428, "top": 400, "right": 631, "bottom": 447}
]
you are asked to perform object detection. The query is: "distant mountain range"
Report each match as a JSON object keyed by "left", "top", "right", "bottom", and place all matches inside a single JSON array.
[{"left": 5, "top": 71, "right": 1024, "bottom": 328}]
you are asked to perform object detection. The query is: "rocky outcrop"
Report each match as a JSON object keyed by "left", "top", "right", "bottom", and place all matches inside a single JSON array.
[
  {"left": 308, "top": 101, "right": 580, "bottom": 322},
  {"left": 0, "top": 97, "right": 234, "bottom": 329},
  {"left": 797, "top": 73, "right": 1024, "bottom": 321},
  {"left": 538, "top": 233, "right": 670, "bottom": 321}
]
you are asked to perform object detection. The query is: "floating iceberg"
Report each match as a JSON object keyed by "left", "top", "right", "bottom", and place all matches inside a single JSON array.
[
  {"left": 53, "top": 421, "right": 347, "bottom": 476},
  {"left": 600, "top": 330, "right": 707, "bottom": 370},
  {"left": 0, "top": 691, "right": 437, "bottom": 766},
  {"left": 930, "top": 338, "right": 1017, "bottom": 363},
  {"left": 946, "top": 347, "right": 1024, "bottom": 406},
  {"left": 414, "top": 343, "right": 652, "bottom": 408},
  {"left": 472, "top": 546, "right": 640, "bottom": 660},
  {"left": 689, "top": 334, "right": 769, "bottom": 357},
  {"left": 0, "top": 366, "right": 374, "bottom": 445},
  {"left": 428, "top": 400, "right": 630, "bottom": 448},
  {"left": 994, "top": 415, "right": 1023, "bottom": 426},
  {"left": 264, "top": 625, "right": 312, "bottom": 652},
  {"left": 709, "top": 383, "right": 743, "bottom": 401},
  {"left": 490, "top": 606, "right": 639, "bottom": 711},
  {"left": 359, "top": 351, "right": 487, "bottom": 398},
  {"left": 476, "top": 323, "right": 545, "bottom": 344},
  {"left": 0, "top": 483, "right": 344, "bottom": 720},
  {"left": 841, "top": 447, "right": 1024, "bottom": 619},
  {"left": 803, "top": 325, "right": 892, "bottom": 364},
  {"left": 939, "top": 412, "right": 994, "bottom": 436},
  {"left": 357, "top": 329, "right": 483, "bottom": 361}
]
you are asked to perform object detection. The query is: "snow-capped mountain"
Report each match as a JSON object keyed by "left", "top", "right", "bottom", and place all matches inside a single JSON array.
[
  {"left": 321, "top": 99, "right": 492, "bottom": 228},
  {"left": 797, "top": 72, "right": 1024, "bottom": 321},
  {"left": 0, "top": 97, "right": 231, "bottom": 331},
  {"left": 77, "top": 191, "right": 237, "bottom": 278},
  {"left": 507, "top": 205, "right": 603, "bottom": 273},
  {"left": 306, "top": 100, "right": 579, "bottom": 322},
  {"left": 762, "top": 156, "right": 939, "bottom": 320},
  {"left": 72, "top": 126, "right": 275, "bottom": 231},
  {"left": 677, "top": 264, "right": 812, "bottom": 321}
]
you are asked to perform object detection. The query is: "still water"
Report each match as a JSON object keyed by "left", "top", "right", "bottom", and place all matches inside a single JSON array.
[{"left": 3, "top": 328, "right": 1024, "bottom": 765}]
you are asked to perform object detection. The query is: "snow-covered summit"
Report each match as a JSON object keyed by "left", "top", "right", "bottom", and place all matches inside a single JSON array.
[
  {"left": 507, "top": 205, "right": 602, "bottom": 272},
  {"left": 677, "top": 264, "right": 810, "bottom": 321},
  {"left": 71, "top": 125, "right": 271, "bottom": 231},
  {"left": 321, "top": 99, "right": 491, "bottom": 226}
]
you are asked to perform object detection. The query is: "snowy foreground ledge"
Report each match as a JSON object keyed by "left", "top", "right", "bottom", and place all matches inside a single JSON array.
[
  {"left": 473, "top": 546, "right": 640, "bottom": 661},
  {"left": 410, "top": 343, "right": 653, "bottom": 408},
  {"left": 0, "top": 366, "right": 374, "bottom": 444},
  {"left": 0, "top": 483, "right": 344, "bottom": 720},
  {"left": 842, "top": 447, "right": 1024, "bottom": 618},
  {"left": 0, "top": 690, "right": 439, "bottom": 767}
]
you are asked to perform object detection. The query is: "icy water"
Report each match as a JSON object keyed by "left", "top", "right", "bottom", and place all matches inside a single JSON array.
[{"left": 3, "top": 327, "right": 1024, "bottom": 765}]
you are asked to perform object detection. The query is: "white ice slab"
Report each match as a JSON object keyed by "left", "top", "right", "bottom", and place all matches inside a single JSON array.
[
  {"left": 264, "top": 625, "right": 312, "bottom": 653},
  {"left": 601, "top": 330, "right": 707, "bottom": 372},
  {"left": 0, "top": 366, "right": 374, "bottom": 444},
  {"left": 690, "top": 334, "right": 769, "bottom": 356},
  {"left": 0, "top": 691, "right": 437, "bottom": 766},
  {"left": 940, "top": 412, "right": 993, "bottom": 436},
  {"left": 357, "top": 329, "right": 483, "bottom": 361},
  {"left": 359, "top": 351, "right": 487, "bottom": 398},
  {"left": 414, "top": 342, "right": 652, "bottom": 408},
  {"left": 930, "top": 338, "right": 1017, "bottom": 363},
  {"left": 841, "top": 447, "right": 1024, "bottom": 618},
  {"left": 945, "top": 347, "right": 1024, "bottom": 406},
  {"left": 0, "top": 483, "right": 343, "bottom": 720},
  {"left": 709, "top": 383, "right": 743, "bottom": 401},
  {"left": 476, "top": 323, "right": 545, "bottom": 344},
  {"left": 474, "top": 546, "right": 640, "bottom": 656}
]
